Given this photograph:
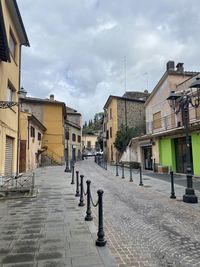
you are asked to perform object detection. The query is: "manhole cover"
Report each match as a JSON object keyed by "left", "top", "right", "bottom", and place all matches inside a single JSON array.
[{"left": 142, "top": 185, "right": 152, "bottom": 188}]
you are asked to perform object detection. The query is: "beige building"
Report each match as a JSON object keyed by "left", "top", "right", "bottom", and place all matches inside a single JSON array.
[
  {"left": 0, "top": 0, "right": 29, "bottom": 175},
  {"left": 65, "top": 106, "right": 82, "bottom": 163},
  {"left": 82, "top": 133, "right": 98, "bottom": 154},
  {"left": 124, "top": 61, "right": 199, "bottom": 174},
  {"left": 103, "top": 92, "right": 149, "bottom": 163},
  {"left": 20, "top": 111, "right": 46, "bottom": 172}
]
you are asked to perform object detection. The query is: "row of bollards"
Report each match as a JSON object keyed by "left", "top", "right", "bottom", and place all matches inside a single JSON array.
[
  {"left": 115, "top": 163, "right": 143, "bottom": 186},
  {"left": 94, "top": 155, "right": 107, "bottom": 170},
  {"left": 73, "top": 170, "right": 107, "bottom": 247}
]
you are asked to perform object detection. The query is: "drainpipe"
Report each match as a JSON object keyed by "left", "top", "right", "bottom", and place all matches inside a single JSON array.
[{"left": 16, "top": 44, "right": 22, "bottom": 176}]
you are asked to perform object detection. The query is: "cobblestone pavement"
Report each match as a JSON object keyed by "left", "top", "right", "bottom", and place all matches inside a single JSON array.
[
  {"left": 0, "top": 166, "right": 117, "bottom": 267},
  {"left": 75, "top": 158, "right": 200, "bottom": 267}
]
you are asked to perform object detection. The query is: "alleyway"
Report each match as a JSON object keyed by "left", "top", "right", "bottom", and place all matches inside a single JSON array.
[{"left": 76, "top": 158, "right": 200, "bottom": 267}]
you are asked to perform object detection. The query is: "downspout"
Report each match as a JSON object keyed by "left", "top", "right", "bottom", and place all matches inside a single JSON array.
[{"left": 16, "top": 44, "right": 22, "bottom": 176}]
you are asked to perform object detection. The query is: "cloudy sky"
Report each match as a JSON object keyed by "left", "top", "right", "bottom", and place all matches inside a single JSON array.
[{"left": 18, "top": 0, "right": 200, "bottom": 122}]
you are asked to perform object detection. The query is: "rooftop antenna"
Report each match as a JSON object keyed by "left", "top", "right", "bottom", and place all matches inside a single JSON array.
[{"left": 124, "top": 56, "right": 127, "bottom": 92}]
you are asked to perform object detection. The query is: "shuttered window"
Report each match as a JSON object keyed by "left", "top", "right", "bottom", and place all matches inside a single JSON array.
[{"left": 153, "top": 111, "right": 161, "bottom": 129}]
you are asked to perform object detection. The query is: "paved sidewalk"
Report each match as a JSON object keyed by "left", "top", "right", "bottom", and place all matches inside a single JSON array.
[{"left": 0, "top": 166, "right": 117, "bottom": 267}]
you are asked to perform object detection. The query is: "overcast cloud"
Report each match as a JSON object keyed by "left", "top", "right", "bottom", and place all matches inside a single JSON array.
[{"left": 18, "top": 0, "right": 200, "bottom": 122}]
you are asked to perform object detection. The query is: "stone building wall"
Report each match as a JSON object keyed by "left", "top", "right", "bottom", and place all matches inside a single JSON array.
[{"left": 117, "top": 99, "right": 145, "bottom": 131}]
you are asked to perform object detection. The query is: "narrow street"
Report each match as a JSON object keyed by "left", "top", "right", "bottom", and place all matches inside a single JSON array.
[{"left": 76, "top": 158, "right": 200, "bottom": 267}]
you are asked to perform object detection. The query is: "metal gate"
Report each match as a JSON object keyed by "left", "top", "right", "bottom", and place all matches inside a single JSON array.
[{"left": 4, "top": 136, "right": 14, "bottom": 176}]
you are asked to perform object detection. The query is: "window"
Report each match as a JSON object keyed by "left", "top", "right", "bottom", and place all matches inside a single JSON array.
[
  {"left": 9, "top": 30, "right": 16, "bottom": 58},
  {"left": 72, "top": 133, "right": 76, "bottom": 142},
  {"left": 106, "top": 130, "right": 109, "bottom": 139},
  {"left": 78, "top": 135, "right": 81, "bottom": 143},
  {"left": 110, "top": 108, "right": 112, "bottom": 119},
  {"left": 153, "top": 111, "right": 161, "bottom": 129},
  {"left": 30, "top": 126, "right": 35, "bottom": 138},
  {"left": 196, "top": 106, "right": 200, "bottom": 119},
  {"left": 7, "top": 82, "right": 15, "bottom": 102},
  {"left": 110, "top": 127, "right": 112, "bottom": 138},
  {"left": 38, "top": 132, "right": 41, "bottom": 141}
]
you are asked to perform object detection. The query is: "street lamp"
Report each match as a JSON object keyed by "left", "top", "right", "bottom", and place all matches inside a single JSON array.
[
  {"left": 167, "top": 77, "right": 200, "bottom": 203},
  {"left": 65, "top": 126, "right": 71, "bottom": 172}
]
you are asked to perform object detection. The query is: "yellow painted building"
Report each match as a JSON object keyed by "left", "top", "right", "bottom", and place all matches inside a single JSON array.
[
  {"left": 20, "top": 94, "right": 66, "bottom": 165},
  {"left": 103, "top": 92, "right": 148, "bottom": 163},
  {"left": 20, "top": 111, "right": 46, "bottom": 172},
  {"left": 82, "top": 133, "right": 98, "bottom": 153},
  {"left": 0, "top": 0, "right": 29, "bottom": 175}
]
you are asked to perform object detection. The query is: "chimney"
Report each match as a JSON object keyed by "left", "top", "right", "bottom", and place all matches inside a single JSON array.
[
  {"left": 166, "top": 61, "right": 175, "bottom": 71},
  {"left": 176, "top": 62, "right": 184, "bottom": 72},
  {"left": 50, "top": 94, "right": 54, "bottom": 101}
]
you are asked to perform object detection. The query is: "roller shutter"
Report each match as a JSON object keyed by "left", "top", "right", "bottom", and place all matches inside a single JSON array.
[{"left": 4, "top": 136, "right": 14, "bottom": 175}]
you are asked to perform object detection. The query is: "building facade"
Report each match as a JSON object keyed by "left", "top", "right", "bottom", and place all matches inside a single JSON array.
[
  {"left": 20, "top": 111, "right": 46, "bottom": 172},
  {"left": 103, "top": 92, "right": 149, "bottom": 163},
  {"left": 82, "top": 133, "right": 99, "bottom": 155},
  {"left": 65, "top": 106, "right": 82, "bottom": 162},
  {"left": 20, "top": 94, "right": 66, "bottom": 165},
  {"left": 0, "top": 0, "right": 29, "bottom": 175},
  {"left": 126, "top": 61, "right": 200, "bottom": 176}
]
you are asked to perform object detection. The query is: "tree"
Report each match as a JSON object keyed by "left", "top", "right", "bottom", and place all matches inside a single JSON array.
[{"left": 114, "top": 124, "right": 143, "bottom": 153}]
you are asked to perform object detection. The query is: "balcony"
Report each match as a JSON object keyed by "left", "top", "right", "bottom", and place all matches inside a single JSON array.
[{"left": 146, "top": 107, "right": 200, "bottom": 135}]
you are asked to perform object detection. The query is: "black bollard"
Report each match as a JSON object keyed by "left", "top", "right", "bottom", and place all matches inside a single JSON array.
[
  {"left": 71, "top": 161, "right": 75, "bottom": 184},
  {"left": 121, "top": 163, "right": 125, "bottom": 179},
  {"left": 78, "top": 175, "right": 85, "bottom": 206},
  {"left": 96, "top": 189, "right": 107, "bottom": 247},
  {"left": 139, "top": 165, "right": 143, "bottom": 186},
  {"left": 129, "top": 163, "right": 133, "bottom": 182},
  {"left": 75, "top": 171, "right": 80, "bottom": 197},
  {"left": 170, "top": 171, "right": 176, "bottom": 199},
  {"left": 85, "top": 180, "right": 93, "bottom": 221},
  {"left": 105, "top": 160, "right": 107, "bottom": 170},
  {"left": 116, "top": 163, "right": 119, "bottom": 176}
]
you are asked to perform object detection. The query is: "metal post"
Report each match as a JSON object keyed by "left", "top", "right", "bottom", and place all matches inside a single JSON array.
[
  {"left": 85, "top": 180, "right": 93, "bottom": 221},
  {"left": 78, "top": 175, "right": 85, "bottom": 206},
  {"left": 71, "top": 161, "right": 75, "bottom": 184},
  {"left": 170, "top": 171, "right": 176, "bottom": 199},
  {"left": 31, "top": 172, "right": 35, "bottom": 195},
  {"left": 96, "top": 189, "right": 107, "bottom": 247},
  {"left": 182, "top": 105, "right": 198, "bottom": 203},
  {"left": 116, "top": 163, "right": 119, "bottom": 176},
  {"left": 129, "top": 163, "right": 133, "bottom": 182},
  {"left": 153, "top": 158, "right": 156, "bottom": 173},
  {"left": 104, "top": 160, "right": 107, "bottom": 170},
  {"left": 139, "top": 166, "right": 143, "bottom": 186},
  {"left": 121, "top": 163, "right": 125, "bottom": 179},
  {"left": 75, "top": 171, "right": 80, "bottom": 197}
]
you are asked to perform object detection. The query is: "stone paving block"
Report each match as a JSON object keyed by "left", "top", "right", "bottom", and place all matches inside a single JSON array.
[
  {"left": 2, "top": 263, "right": 36, "bottom": 267},
  {"left": 72, "top": 255, "right": 103, "bottom": 267},
  {"left": 68, "top": 246, "right": 99, "bottom": 257},
  {"left": 35, "top": 252, "right": 64, "bottom": 261},
  {"left": 2, "top": 254, "right": 34, "bottom": 264},
  {"left": 11, "top": 246, "right": 37, "bottom": 254},
  {"left": 37, "top": 258, "right": 72, "bottom": 267}
]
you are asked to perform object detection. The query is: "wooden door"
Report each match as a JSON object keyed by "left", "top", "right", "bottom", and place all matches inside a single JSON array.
[{"left": 19, "top": 140, "right": 26, "bottom": 173}]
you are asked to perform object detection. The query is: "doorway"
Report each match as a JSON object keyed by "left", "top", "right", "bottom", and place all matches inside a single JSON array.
[
  {"left": 143, "top": 146, "right": 153, "bottom": 170},
  {"left": 174, "top": 137, "right": 193, "bottom": 174}
]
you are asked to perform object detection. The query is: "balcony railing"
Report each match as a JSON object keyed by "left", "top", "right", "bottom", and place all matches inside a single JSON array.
[{"left": 146, "top": 108, "right": 200, "bottom": 134}]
